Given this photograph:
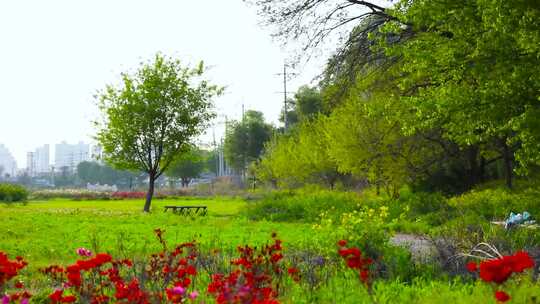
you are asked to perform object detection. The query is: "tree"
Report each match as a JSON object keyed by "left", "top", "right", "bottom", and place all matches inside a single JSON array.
[
  {"left": 246, "top": 0, "right": 395, "bottom": 63},
  {"left": 378, "top": 0, "right": 540, "bottom": 188},
  {"left": 279, "top": 86, "right": 324, "bottom": 128},
  {"left": 167, "top": 147, "right": 205, "bottom": 187},
  {"left": 77, "top": 161, "right": 101, "bottom": 184},
  {"left": 224, "top": 110, "right": 273, "bottom": 174},
  {"left": 256, "top": 115, "right": 345, "bottom": 189},
  {"left": 96, "top": 54, "right": 222, "bottom": 212}
]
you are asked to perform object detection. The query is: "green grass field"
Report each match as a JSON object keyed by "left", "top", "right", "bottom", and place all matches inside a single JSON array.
[
  {"left": 0, "top": 198, "right": 318, "bottom": 268},
  {"left": 2, "top": 196, "right": 539, "bottom": 303}
]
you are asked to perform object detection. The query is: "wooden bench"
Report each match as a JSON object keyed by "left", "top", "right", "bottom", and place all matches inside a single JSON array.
[{"left": 164, "top": 205, "right": 208, "bottom": 216}]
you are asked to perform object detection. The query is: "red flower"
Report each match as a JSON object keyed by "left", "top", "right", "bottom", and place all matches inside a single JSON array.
[
  {"left": 478, "top": 251, "right": 535, "bottom": 284},
  {"left": 494, "top": 290, "right": 510, "bottom": 302},
  {"left": 338, "top": 239, "right": 347, "bottom": 247},
  {"left": 360, "top": 269, "right": 369, "bottom": 282},
  {"left": 466, "top": 262, "right": 478, "bottom": 272},
  {"left": 287, "top": 267, "right": 299, "bottom": 275},
  {"left": 270, "top": 253, "right": 283, "bottom": 263},
  {"left": 61, "top": 295, "right": 77, "bottom": 303},
  {"left": 49, "top": 290, "right": 64, "bottom": 302}
]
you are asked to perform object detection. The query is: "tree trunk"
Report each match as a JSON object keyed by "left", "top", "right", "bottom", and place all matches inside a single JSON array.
[
  {"left": 144, "top": 173, "right": 156, "bottom": 213},
  {"left": 181, "top": 178, "right": 190, "bottom": 187},
  {"left": 466, "top": 145, "right": 480, "bottom": 189},
  {"left": 479, "top": 156, "right": 486, "bottom": 183},
  {"left": 502, "top": 141, "right": 513, "bottom": 189}
]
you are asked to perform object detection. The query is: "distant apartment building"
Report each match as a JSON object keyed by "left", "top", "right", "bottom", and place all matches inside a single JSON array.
[
  {"left": 0, "top": 144, "right": 17, "bottom": 177},
  {"left": 55, "top": 141, "right": 90, "bottom": 171},
  {"left": 27, "top": 144, "right": 50, "bottom": 176}
]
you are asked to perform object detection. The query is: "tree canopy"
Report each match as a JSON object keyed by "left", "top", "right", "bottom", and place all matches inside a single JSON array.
[
  {"left": 224, "top": 110, "right": 274, "bottom": 174},
  {"left": 166, "top": 147, "right": 206, "bottom": 187},
  {"left": 253, "top": 0, "right": 540, "bottom": 193},
  {"left": 96, "top": 54, "right": 222, "bottom": 211}
]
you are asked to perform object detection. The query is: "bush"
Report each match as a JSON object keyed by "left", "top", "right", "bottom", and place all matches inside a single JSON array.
[
  {"left": 0, "top": 183, "right": 28, "bottom": 202},
  {"left": 30, "top": 189, "right": 112, "bottom": 200},
  {"left": 245, "top": 188, "right": 365, "bottom": 222},
  {"left": 30, "top": 189, "right": 174, "bottom": 201},
  {"left": 448, "top": 188, "right": 540, "bottom": 221}
]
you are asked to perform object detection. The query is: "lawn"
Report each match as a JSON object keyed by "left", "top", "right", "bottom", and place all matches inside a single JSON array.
[
  {"left": 1, "top": 195, "right": 539, "bottom": 303},
  {"left": 0, "top": 198, "right": 317, "bottom": 268}
]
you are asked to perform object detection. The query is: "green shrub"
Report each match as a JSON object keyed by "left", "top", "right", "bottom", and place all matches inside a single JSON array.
[
  {"left": 0, "top": 183, "right": 28, "bottom": 202},
  {"left": 245, "top": 188, "right": 364, "bottom": 222},
  {"left": 448, "top": 188, "right": 540, "bottom": 221}
]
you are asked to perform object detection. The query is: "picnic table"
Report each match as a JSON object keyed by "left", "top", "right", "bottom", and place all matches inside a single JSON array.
[{"left": 164, "top": 205, "right": 208, "bottom": 216}]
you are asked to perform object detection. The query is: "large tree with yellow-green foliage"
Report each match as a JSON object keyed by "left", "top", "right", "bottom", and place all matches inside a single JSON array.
[{"left": 378, "top": 0, "right": 540, "bottom": 187}]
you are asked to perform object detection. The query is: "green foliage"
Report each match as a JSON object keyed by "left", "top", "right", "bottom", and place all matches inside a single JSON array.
[
  {"left": 166, "top": 146, "right": 206, "bottom": 187},
  {"left": 224, "top": 110, "right": 273, "bottom": 173},
  {"left": 245, "top": 188, "right": 362, "bottom": 222},
  {"left": 281, "top": 86, "right": 324, "bottom": 126},
  {"left": 381, "top": 0, "right": 540, "bottom": 173},
  {"left": 448, "top": 188, "right": 540, "bottom": 221},
  {"left": 256, "top": 117, "right": 341, "bottom": 188},
  {"left": 95, "top": 53, "right": 221, "bottom": 211},
  {"left": 30, "top": 189, "right": 112, "bottom": 201},
  {"left": 0, "top": 183, "right": 28, "bottom": 202}
]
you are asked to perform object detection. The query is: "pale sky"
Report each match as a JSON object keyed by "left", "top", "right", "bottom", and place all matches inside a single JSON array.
[{"left": 0, "top": 0, "right": 338, "bottom": 167}]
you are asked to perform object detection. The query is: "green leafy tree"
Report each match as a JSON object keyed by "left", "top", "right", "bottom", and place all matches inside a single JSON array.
[
  {"left": 256, "top": 133, "right": 305, "bottom": 187},
  {"left": 96, "top": 54, "right": 222, "bottom": 212},
  {"left": 294, "top": 86, "right": 324, "bottom": 121},
  {"left": 279, "top": 86, "right": 324, "bottom": 128},
  {"left": 379, "top": 0, "right": 540, "bottom": 188},
  {"left": 224, "top": 110, "right": 273, "bottom": 174},
  {"left": 167, "top": 147, "right": 206, "bottom": 187},
  {"left": 256, "top": 116, "right": 342, "bottom": 188},
  {"left": 77, "top": 161, "right": 101, "bottom": 184}
]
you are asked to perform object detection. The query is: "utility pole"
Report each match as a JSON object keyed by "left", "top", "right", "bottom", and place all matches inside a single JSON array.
[
  {"left": 283, "top": 64, "right": 288, "bottom": 130},
  {"left": 213, "top": 128, "right": 219, "bottom": 177},
  {"left": 276, "top": 63, "right": 296, "bottom": 131}
]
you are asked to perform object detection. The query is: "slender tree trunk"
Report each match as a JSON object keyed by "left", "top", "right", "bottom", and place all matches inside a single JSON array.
[
  {"left": 502, "top": 141, "right": 513, "bottom": 189},
  {"left": 144, "top": 173, "right": 156, "bottom": 213},
  {"left": 181, "top": 178, "right": 190, "bottom": 188},
  {"left": 466, "top": 145, "right": 480, "bottom": 189},
  {"left": 479, "top": 156, "right": 486, "bottom": 183}
]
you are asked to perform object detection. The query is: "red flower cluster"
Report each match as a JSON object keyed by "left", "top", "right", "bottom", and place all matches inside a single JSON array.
[
  {"left": 337, "top": 240, "right": 373, "bottom": 286},
  {"left": 0, "top": 253, "right": 27, "bottom": 286},
  {"left": 49, "top": 290, "right": 77, "bottom": 303},
  {"left": 467, "top": 250, "right": 535, "bottom": 303},
  {"left": 494, "top": 291, "right": 511, "bottom": 303},
  {"left": 287, "top": 267, "right": 300, "bottom": 283},
  {"left": 111, "top": 191, "right": 146, "bottom": 199},
  {"left": 0, "top": 252, "right": 32, "bottom": 303},
  {"left": 207, "top": 234, "right": 284, "bottom": 304},
  {"left": 41, "top": 229, "right": 199, "bottom": 304}
]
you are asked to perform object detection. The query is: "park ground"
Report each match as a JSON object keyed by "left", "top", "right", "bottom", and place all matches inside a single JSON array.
[{"left": 2, "top": 182, "right": 540, "bottom": 303}]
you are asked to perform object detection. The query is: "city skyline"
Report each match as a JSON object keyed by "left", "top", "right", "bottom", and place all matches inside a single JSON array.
[{"left": 0, "top": 141, "right": 100, "bottom": 174}]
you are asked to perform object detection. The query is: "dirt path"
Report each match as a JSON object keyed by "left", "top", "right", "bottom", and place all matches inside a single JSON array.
[{"left": 390, "top": 233, "right": 437, "bottom": 262}]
